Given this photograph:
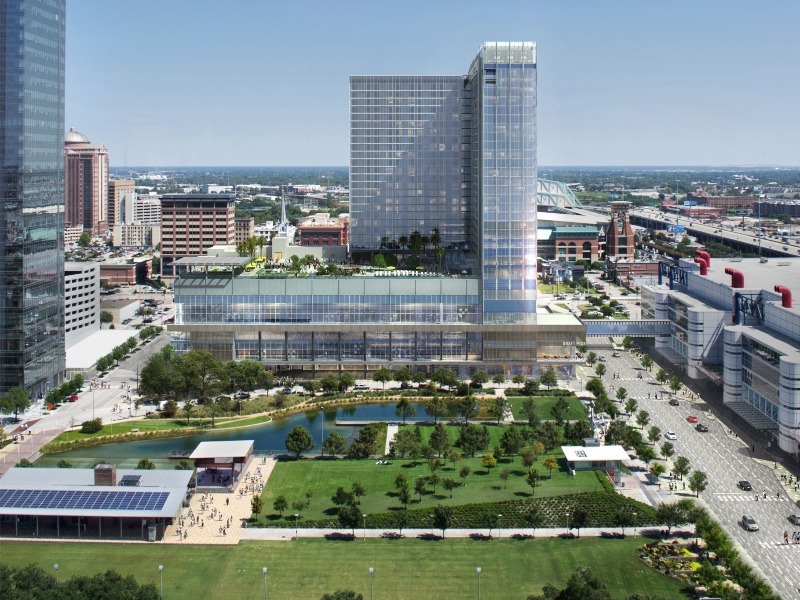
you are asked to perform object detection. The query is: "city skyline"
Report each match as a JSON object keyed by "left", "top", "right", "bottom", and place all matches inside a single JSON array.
[{"left": 66, "top": 0, "right": 800, "bottom": 167}]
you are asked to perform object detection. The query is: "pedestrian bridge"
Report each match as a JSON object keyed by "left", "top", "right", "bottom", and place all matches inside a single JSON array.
[{"left": 583, "top": 319, "right": 671, "bottom": 337}]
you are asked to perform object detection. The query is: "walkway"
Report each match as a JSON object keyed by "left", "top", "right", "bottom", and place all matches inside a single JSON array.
[{"left": 384, "top": 424, "right": 398, "bottom": 455}]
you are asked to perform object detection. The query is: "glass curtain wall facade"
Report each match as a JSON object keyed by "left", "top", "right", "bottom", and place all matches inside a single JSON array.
[
  {"left": 349, "top": 76, "right": 467, "bottom": 251},
  {"left": 0, "top": 0, "right": 66, "bottom": 396},
  {"left": 467, "top": 42, "right": 538, "bottom": 324}
]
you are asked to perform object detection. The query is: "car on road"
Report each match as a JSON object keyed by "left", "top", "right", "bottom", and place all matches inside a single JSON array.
[
  {"left": 234, "top": 391, "right": 251, "bottom": 400},
  {"left": 353, "top": 384, "right": 369, "bottom": 390},
  {"left": 664, "top": 430, "right": 677, "bottom": 440},
  {"left": 687, "top": 415, "right": 698, "bottom": 423},
  {"left": 738, "top": 480, "right": 752, "bottom": 491},
  {"left": 599, "top": 355, "right": 607, "bottom": 362},
  {"left": 695, "top": 423, "right": 709, "bottom": 432},
  {"left": 741, "top": 515, "right": 759, "bottom": 531},
  {"left": 789, "top": 514, "right": 800, "bottom": 525},
  {"left": 612, "top": 351, "right": 621, "bottom": 357},
  {"left": 669, "top": 397, "right": 680, "bottom": 406},
  {"left": 68, "top": 394, "right": 79, "bottom": 402}
]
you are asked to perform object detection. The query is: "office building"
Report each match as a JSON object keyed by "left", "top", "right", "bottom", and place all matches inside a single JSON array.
[
  {"left": 64, "top": 262, "right": 100, "bottom": 347},
  {"left": 108, "top": 179, "right": 136, "bottom": 225},
  {"left": 64, "top": 128, "right": 109, "bottom": 235},
  {"left": 171, "top": 43, "right": 584, "bottom": 377},
  {"left": 642, "top": 255, "right": 800, "bottom": 456},
  {"left": 0, "top": 0, "right": 66, "bottom": 396},
  {"left": 112, "top": 224, "right": 161, "bottom": 249},
  {"left": 134, "top": 194, "right": 162, "bottom": 225},
  {"left": 297, "top": 214, "right": 349, "bottom": 247},
  {"left": 235, "top": 216, "right": 255, "bottom": 245},
  {"left": 160, "top": 194, "right": 236, "bottom": 277}
]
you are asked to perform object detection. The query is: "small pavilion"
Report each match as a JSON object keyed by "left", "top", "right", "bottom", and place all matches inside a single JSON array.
[
  {"left": 561, "top": 445, "right": 630, "bottom": 485},
  {"left": 189, "top": 440, "right": 254, "bottom": 490}
]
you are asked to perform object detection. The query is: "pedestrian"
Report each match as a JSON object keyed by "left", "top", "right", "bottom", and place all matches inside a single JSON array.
[
  {"left": 764, "top": 491, "right": 767, "bottom": 500},
  {"left": 226, "top": 497, "right": 230, "bottom": 506},
  {"left": 784, "top": 531, "right": 789, "bottom": 544}
]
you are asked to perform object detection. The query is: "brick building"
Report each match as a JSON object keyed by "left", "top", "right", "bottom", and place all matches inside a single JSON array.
[{"left": 64, "top": 128, "right": 109, "bottom": 235}]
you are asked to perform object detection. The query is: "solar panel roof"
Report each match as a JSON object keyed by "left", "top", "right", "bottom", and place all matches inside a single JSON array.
[{"left": 0, "top": 489, "right": 169, "bottom": 512}]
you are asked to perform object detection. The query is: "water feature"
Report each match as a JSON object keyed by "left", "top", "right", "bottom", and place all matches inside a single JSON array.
[{"left": 35, "top": 401, "right": 439, "bottom": 468}]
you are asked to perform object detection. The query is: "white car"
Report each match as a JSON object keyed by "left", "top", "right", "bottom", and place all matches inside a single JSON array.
[{"left": 664, "top": 431, "right": 677, "bottom": 440}]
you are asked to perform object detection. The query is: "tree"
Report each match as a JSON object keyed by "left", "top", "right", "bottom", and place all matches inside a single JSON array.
[
  {"left": 512, "top": 374, "right": 526, "bottom": 387},
  {"left": 56, "top": 459, "right": 73, "bottom": 468},
  {"left": 585, "top": 352, "right": 598, "bottom": 366},
  {"left": 320, "top": 374, "right": 340, "bottom": 394},
  {"left": 459, "top": 465, "right": 470, "bottom": 485},
  {"left": 428, "top": 423, "right": 451, "bottom": 457},
  {"left": 398, "top": 485, "right": 411, "bottom": 509},
  {"left": 570, "top": 507, "right": 589, "bottom": 537},
  {"left": 410, "top": 370, "right": 428, "bottom": 386},
  {"left": 395, "top": 398, "right": 416, "bottom": 424},
  {"left": 428, "top": 471, "right": 441, "bottom": 493},
  {"left": 338, "top": 372, "right": 356, "bottom": 392},
  {"left": 78, "top": 231, "right": 92, "bottom": 247},
  {"left": 655, "top": 368, "right": 668, "bottom": 384},
  {"left": 673, "top": 456, "right": 690, "bottom": 480},
  {"left": 456, "top": 424, "right": 489, "bottom": 456},
  {"left": 660, "top": 441, "right": 675, "bottom": 460},
  {"left": 373, "top": 367, "right": 393, "bottom": 391},
  {"left": 624, "top": 397, "right": 638, "bottom": 415},
  {"left": 522, "top": 378, "right": 540, "bottom": 396},
  {"left": 391, "top": 428, "right": 418, "bottom": 458},
  {"left": 251, "top": 494, "right": 263, "bottom": 517},
  {"left": 641, "top": 355, "right": 654, "bottom": 371},
  {"left": 272, "top": 495, "right": 288, "bottom": 516},
  {"left": 499, "top": 427, "right": 526, "bottom": 456},
  {"left": 321, "top": 431, "right": 347, "bottom": 457},
  {"left": 622, "top": 336, "right": 634, "bottom": 350},
  {"left": 414, "top": 477, "right": 427, "bottom": 500},
  {"left": 647, "top": 426, "right": 661, "bottom": 445},
  {"left": 595, "top": 364, "right": 606, "bottom": 378},
  {"left": 550, "top": 397, "right": 570, "bottom": 425},
  {"left": 499, "top": 468, "right": 511, "bottom": 488},
  {"left": 538, "top": 421, "right": 562, "bottom": 451},
  {"left": 615, "top": 387, "right": 628, "bottom": 403},
  {"left": 526, "top": 467, "right": 541, "bottom": 497},
  {"left": 394, "top": 509, "right": 410, "bottom": 533},
  {"left": 540, "top": 368, "right": 557, "bottom": 390},
  {"left": 321, "top": 590, "right": 365, "bottom": 600},
  {"left": 689, "top": 470, "right": 708, "bottom": 497},
  {"left": 542, "top": 455, "right": 559, "bottom": 478},
  {"left": 488, "top": 398, "right": 510, "bottom": 424},
  {"left": 371, "top": 253, "right": 387, "bottom": 268},
  {"left": 655, "top": 502, "right": 689, "bottom": 535},
  {"left": 669, "top": 376, "right": 682, "bottom": 394},
  {"left": 351, "top": 482, "right": 367, "bottom": 504},
  {"left": 425, "top": 396, "right": 449, "bottom": 424},
  {"left": 100, "top": 310, "right": 113, "bottom": 324},
  {"left": 337, "top": 504, "right": 362, "bottom": 536},
  {"left": 285, "top": 425, "right": 314, "bottom": 458},
  {"left": 182, "top": 350, "right": 224, "bottom": 400},
  {"left": 457, "top": 396, "right": 479, "bottom": 424},
  {"left": 393, "top": 366, "right": 412, "bottom": 387},
  {"left": 520, "top": 397, "right": 540, "bottom": 427},
  {"left": 0, "top": 387, "right": 30, "bottom": 419},
  {"left": 442, "top": 477, "right": 458, "bottom": 498},
  {"left": 613, "top": 507, "right": 634, "bottom": 537},
  {"left": 649, "top": 462, "right": 666, "bottom": 478},
  {"left": 433, "top": 505, "right": 453, "bottom": 538},
  {"left": 635, "top": 410, "right": 650, "bottom": 430},
  {"left": 481, "top": 453, "right": 497, "bottom": 471},
  {"left": 137, "top": 458, "right": 155, "bottom": 469},
  {"left": 431, "top": 368, "right": 458, "bottom": 390},
  {"left": 492, "top": 373, "right": 506, "bottom": 385},
  {"left": 348, "top": 424, "right": 381, "bottom": 458},
  {"left": 331, "top": 487, "right": 355, "bottom": 507},
  {"left": 471, "top": 370, "right": 489, "bottom": 389}
]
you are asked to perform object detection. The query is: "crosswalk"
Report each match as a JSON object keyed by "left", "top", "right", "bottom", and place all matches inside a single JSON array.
[{"left": 712, "top": 492, "right": 788, "bottom": 503}]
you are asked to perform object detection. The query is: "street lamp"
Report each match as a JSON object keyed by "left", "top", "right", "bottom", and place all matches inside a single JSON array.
[
  {"left": 262, "top": 566, "right": 268, "bottom": 600},
  {"left": 158, "top": 565, "right": 163, "bottom": 599},
  {"left": 294, "top": 513, "right": 299, "bottom": 539},
  {"left": 362, "top": 513, "right": 367, "bottom": 540},
  {"left": 476, "top": 567, "right": 482, "bottom": 600},
  {"left": 497, "top": 514, "right": 502, "bottom": 539},
  {"left": 633, "top": 512, "right": 638, "bottom": 536},
  {"left": 429, "top": 513, "right": 434, "bottom": 537},
  {"left": 564, "top": 511, "right": 570, "bottom": 536},
  {"left": 368, "top": 567, "right": 374, "bottom": 600},
  {"left": 54, "top": 563, "right": 58, "bottom": 584}
]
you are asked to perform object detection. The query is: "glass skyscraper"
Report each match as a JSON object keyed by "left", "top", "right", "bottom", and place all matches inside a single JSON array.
[
  {"left": 0, "top": 0, "right": 66, "bottom": 396},
  {"left": 350, "top": 42, "right": 538, "bottom": 325}
]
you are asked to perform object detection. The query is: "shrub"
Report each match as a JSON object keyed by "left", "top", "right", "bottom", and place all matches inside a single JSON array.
[{"left": 80, "top": 418, "right": 103, "bottom": 434}]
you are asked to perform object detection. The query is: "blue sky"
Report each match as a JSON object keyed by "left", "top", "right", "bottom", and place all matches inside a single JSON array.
[{"left": 66, "top": 0, "right": 800, "bottom": 167}]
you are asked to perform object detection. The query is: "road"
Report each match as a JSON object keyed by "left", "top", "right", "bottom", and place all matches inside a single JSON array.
[{"left": 590, "top": 348, "right": 800, "bottom": 599}]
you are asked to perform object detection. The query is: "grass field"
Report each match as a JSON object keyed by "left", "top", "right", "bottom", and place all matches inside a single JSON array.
[
  {"left": 0, "top": 538, "right": 688, "bottom": 600},
  {"left": 254, "top": 452, "right": 601, "bottom": 525},
  {"left": 505, "top": 395, "right": 586, "bottom": 422}
]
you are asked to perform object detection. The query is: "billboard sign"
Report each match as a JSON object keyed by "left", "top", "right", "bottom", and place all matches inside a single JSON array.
[
  {"left": 669, "top": 225, "right": 686, "bottom": 234},
  {"left": 683, "top": 200, "right": 697, "bottom": 206}
]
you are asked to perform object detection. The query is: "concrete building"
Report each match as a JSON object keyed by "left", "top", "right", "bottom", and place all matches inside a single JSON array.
[
  {"left": 99, "top": 298, "right": 140, "bottom": 327},
  {"left": 160, "top": 194, "right": 236, "bottom": 277},
  {"left": 0, "top": 0, "right": 66, "bottom": 397},
  {"left": 134, "top": 194, "right": 162, "bottom": 224},
  {"left": 65, "top": 128, "right": 109, "bottom": 235},
  {"left": 112, "top": 224, "right": 161, "bottom": 249},
  {"left": 235, "top": 216, "right": 254, "bottom": 245},
  {"left": 64, "top": 262, "right": 100, "bottom": 347},
  {"left": 64, "top": 226, "right": 84, "bottom": 248},
  {"left": 642, "top": 255, "right": 800, "bottom": 456},
  {"left": 108, "top": 179, "right": 136, "bottom": 225}
]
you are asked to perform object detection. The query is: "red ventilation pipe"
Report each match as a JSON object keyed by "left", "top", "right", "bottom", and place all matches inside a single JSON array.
[
  {"left": 724, "top": 268, "right": 744, "bottom": 288},
  {"left": 697, "top": 250, "right": 711, "bottom": 266},
  {"left": 694, "top": 257, "right": 708, "bottom": 275},
  {"left": 775, "top": 285, "right": 793, "bottom": 308}
]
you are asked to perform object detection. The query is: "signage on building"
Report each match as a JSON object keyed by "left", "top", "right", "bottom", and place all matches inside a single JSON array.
[{"left": 669, "top": 225, "right": 685, "bottom": 233}]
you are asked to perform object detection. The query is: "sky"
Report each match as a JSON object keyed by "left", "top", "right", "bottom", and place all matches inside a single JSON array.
[{"left": 66, "top": 0, "right": 800, "bottom": 167}]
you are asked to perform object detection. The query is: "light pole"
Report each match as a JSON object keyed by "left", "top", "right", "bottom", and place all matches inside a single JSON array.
[
  {"left": 262, "top": 566, "right": 268, "bottom": 600},
  {"left": 362, "top": 513, "right": 367, "bottom": 540},
  {"left": 497, "top": 514, "right": 502, "bottom": 539},
  {"left": 54, "top": 563, "right": 58, "bottom": 584},
  {"left": 476, "top": 567, "right": 481, "bottom": 600},
  {"left": 429, "top": 513, "right": 434, "bottom": 537},
  {"left": 294, "top": 513, "right": 299, "bottom": 539},
  {"left": 158, "top": 565, "right": 163, "bottom": 599},
  {"left": 92, "top": 388, "right": 95, "bottom": 421},
  {"left": 368, "top": 566, "right": 374, "bottom": 600},
  {"left": 564, "top": 511, "right": 570, "bottom": 536},
  {"left": 633, "top": 512, "right": 638, "bottom": 536}
]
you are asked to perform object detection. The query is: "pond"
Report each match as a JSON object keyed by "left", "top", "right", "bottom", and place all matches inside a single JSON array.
[{"left": 35, "top": 401, "right": 441, "bottom": 468}]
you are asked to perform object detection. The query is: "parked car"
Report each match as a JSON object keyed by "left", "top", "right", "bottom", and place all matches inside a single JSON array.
[
  {"left": 354, "top": 384, "right": 369, "bottom": 390},
  {"left": 598, "top": 355, "right": 607, "bottom": 362},
  {"left": 788, "top": 514, "right": 800, "bottom": 525},
  {"left": 664, "top": 430, "right": 677, "bottom": 440},
  {"left": 686, "top": 415, "right": 698, "bottom": 423},
  {"left": 612, "top": 351, "right": 621, "bottom": 357},
  {"left": 738, "top": 480, "right": 752, "bottom": 491},
  {"left": 234, "top": 391, "right": 251, "bottom": 400},
  {"left": 741, "top": 515, "right": 759, "bottom": 531},
  {"left": 695, "top": 423, "right": 709, "bottom": 432},
  {"left": 68, "top": 395, "right": 79, "bottom": 402}
]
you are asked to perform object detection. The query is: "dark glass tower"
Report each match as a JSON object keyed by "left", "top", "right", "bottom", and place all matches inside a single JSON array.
[{"left": 0, "top": 0, "right": 66, "bottom": 396}]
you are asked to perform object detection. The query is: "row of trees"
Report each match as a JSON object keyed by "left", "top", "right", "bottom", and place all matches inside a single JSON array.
[
  {"left": 95, "top": 326, "right": 160, "bottom": 374},
  {"left": 0, "top": 564, "right": 159, "bottom": 600}
]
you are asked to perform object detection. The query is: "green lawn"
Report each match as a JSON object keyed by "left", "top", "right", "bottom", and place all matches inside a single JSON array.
[
  {"left": 254, "top": 452, "right": 601, "bottom": 525},
  {"left": 506, "top": 395, "right": 587, "bottom": 422},
  {"left": 0, "top": 538, "right": 688, "bottom": 599}
]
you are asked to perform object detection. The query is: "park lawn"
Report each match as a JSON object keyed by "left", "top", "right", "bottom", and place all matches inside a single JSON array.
[
  {"left": 410, "top": 423, "right": 512, "bottom": 450},
  {"left": 255, "top": 452, "right": 601, "bottom": 525},
  {"left": 49, "top": 418, "right": 193, "bottom": 442},
  {"left": 0, "top": 537, "right": 688, "bottom": 600},
  {"left": 506, "top": 395, "right": 586, "bottom": 422}
]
